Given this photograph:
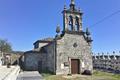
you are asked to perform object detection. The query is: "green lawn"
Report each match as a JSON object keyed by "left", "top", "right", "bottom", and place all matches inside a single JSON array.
[{"left": 42, "top": 70, "right": 120, "bottom": 80}]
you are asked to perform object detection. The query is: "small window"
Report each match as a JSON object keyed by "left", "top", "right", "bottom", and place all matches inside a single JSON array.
[{"left": 73, "top": 43, "right": 78, "bottom": 48}]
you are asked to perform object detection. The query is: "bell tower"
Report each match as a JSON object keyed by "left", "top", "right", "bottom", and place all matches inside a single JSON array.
[{"left": 62, "top": 0, "right": 83, "bottom": 32}]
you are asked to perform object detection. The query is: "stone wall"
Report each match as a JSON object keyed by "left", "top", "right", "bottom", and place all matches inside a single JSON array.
[
  {"left": 44, "top": 41, "right": 56, "bottom": 73},
  {"left": 24, "top": 40, "right": 56, "bottom": 73},
  {"left": 24, "top": 52, "right": 47, "bottom": 71},
  {"left": 56, "top": 33, "right": 93, "bottom": 74},
  {"left": 93, "top": 53, "right": 120, "bottom": 73}
]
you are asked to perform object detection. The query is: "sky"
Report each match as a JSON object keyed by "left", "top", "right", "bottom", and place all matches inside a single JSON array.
[{"left": 0, "top": 0, "right": 120, "bottom": 54}]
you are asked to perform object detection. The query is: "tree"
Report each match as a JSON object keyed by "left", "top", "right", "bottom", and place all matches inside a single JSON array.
[
  {"left": 0, "top": 39, "right": 12, "bottom": 54},
  {"left": 0, "top": 39, "right": 12, "bottom": 66}
]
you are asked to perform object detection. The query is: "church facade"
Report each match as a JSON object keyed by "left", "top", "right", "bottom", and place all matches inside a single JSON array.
[{"left": 24, "top": 0, "right": 93, "bottom": 75}]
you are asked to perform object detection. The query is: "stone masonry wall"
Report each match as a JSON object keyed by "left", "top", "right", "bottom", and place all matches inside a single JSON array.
[
  {"left": 93, "top": 54, "right": 120, "bottom": 73},
  {"left": 24, "top": 52, "right": 47, "bottom": 71},
  {"left": 45, "top": 42, "right": 55, "bottom": 73},
  {"left": 56, "top": 33, "right": 93, "bottom": 74}
]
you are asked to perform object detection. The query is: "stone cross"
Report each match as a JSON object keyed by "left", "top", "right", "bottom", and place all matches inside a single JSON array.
[{"left": 71, "top": 0, "right": 75, "bottom": 4}]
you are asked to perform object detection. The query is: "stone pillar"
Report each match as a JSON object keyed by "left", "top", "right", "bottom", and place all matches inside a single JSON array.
[{"left": 64, "top": 13, "right": 69, "bottom": 31}]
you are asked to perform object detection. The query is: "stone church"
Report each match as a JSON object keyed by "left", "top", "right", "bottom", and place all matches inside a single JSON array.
[{"left": 24, "top": 0, "right": 93, "bottom": 75}]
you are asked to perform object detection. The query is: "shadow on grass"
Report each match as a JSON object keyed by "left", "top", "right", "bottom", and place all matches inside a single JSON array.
[
  {"left": 93, "top": 70, "right": 120, "bottom": 80},
  {"left": 38, "top": 70, "right": 54, "bottom": 78}
]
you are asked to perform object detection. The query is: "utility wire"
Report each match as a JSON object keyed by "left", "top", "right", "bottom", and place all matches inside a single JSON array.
[{"left": 90, "top": 10, "right": 120, "bottom": 28}]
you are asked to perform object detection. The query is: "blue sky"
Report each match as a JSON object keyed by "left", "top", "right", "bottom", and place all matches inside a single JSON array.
[{"left": 0, "top": 0, "right": 120, "bottom": 54}]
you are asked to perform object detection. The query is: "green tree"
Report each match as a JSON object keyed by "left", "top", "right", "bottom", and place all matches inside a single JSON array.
[{"left": 0, "top": 39, "right": 12, "bottom": 54}]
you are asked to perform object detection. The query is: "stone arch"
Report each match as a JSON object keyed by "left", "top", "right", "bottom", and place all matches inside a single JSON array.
[
  {"left": 75, "top": 16, "right": 79, "bottom": 31},
  {"left": 68, "top": 15, "right": 73, "bottom": 31}
]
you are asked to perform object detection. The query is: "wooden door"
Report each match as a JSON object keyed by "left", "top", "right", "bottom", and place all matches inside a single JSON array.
[{"left": 71, "top": 59, "right": 79, "bottom": 74}]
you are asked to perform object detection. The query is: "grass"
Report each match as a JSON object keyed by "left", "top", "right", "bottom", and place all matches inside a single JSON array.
[
  {"left": 93, "top": 70, "right": 120, "bottom": 80},
  {"left": 42, "top": 70, "right": 120, "bottom": 80}
]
